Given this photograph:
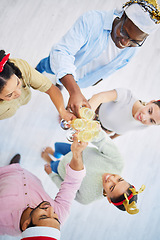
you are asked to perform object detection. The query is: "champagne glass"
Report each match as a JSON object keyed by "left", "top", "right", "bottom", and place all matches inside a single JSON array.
[
  {"left": 70, "top": 118, "right": 87, "bottom": 130},
  {"left": 79, "top": 107, "right": 95, "bottom": 120}
]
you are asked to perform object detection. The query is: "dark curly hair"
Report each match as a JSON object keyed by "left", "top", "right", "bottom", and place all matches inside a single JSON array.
[{"left": 0, "top": 50, "right": 22, "bottom": 93}]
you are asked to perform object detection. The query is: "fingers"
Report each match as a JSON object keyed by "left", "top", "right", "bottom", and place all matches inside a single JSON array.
[
  {"left": 64, "top": 112, "right": 76, "bottom": 122},
  {"left": 68, "top": 102, "right": 91, "bottom": 118},
  {"left": 79, "top": 141, "right": 88, "bottom": 149},
  {"left": 67, "top": 112, "right": 76, "bottom": 121},
  {"left": 60, "top": 109, "right": 76, "bottom": 122},
  {"left": 72, "top": 134, "right": 88, "bottom": 147},
  {"left": 83, "top": 100, "right": 91, "bottom": 109},
  {"left": 69, "top": 104, "right": 81, "bottom": 118},
  {"left": 67, "top": 94, "right": 91, "bottom": 118},
  {"left": 72, "top": 133, "right": 78, "bottom": 143}
]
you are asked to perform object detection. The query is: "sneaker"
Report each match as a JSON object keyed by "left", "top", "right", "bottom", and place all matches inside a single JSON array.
[
  {"left": 9, "top": 154, "right": 21, "bottom": 164},
  {"left": 56, "top": 83, "right": 63, "bottom": 91}
]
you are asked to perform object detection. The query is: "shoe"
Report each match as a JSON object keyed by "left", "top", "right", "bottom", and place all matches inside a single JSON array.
[
  {"left": 56, "top": 83, "right": 63, "bottom": 91},
  {"left": 9, "top": 154, "right": 21, "bottom": 164}
]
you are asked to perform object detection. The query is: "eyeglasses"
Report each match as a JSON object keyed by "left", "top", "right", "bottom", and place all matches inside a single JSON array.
[{"left": 120, "top": 14, "right": 147, "bottom": 47}]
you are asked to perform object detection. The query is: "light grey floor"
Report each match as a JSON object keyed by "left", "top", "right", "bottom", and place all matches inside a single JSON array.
[{"left": 0, "top": 0, "right": 160, "bottom": 239}]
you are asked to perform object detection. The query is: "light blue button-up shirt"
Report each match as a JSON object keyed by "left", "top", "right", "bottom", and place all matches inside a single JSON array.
[{"left": 50, "top": 10, "right": 137, "bottom": 88}]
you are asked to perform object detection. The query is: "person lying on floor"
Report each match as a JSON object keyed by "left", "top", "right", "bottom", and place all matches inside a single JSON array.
[
  {"left": 0, "top": 50, "right": 74, "bottom": 121},
  {"left": 0, "top": 136, "right": 86, "bottom": 240},
  {"left": 88, "top": 88, "right": 160, "bottom": 139},
  {"left": 36, "top": 0, "right": 160, "bottom": 117},
  {"left": 42, "top": 129, "right": 145, "bottom": 214}
]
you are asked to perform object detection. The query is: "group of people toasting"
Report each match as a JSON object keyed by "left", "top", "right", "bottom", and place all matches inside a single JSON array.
[{"left": 0, "top": 0, "right": 160, "bottom": 240}]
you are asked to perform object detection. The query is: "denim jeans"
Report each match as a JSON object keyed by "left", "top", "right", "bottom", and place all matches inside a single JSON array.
[
  {"left": 36, "top": 56, "right": 54, "bottom": 74},
  {"left": 50, "top": 142, "right": 71, "bottom": 173}
]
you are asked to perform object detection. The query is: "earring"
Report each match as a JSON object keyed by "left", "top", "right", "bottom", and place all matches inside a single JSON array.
[
  {"left": 139, "top": 100, "right": 147, "bottom": 106},
  {"left": 103, "top": 189, "right": 107, "bottom": 197}
]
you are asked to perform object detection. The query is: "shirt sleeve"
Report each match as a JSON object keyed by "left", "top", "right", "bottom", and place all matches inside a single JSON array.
[
  {"left": 50, "top": 11, "right": 102, "bottom": 82},
  {"left": 11, "top": 58, "right": 52, "bottom": 92},
  {"left": 114, "top": 88, "right": 132, "bottom": 104},
  {"left": 53, "top": 164, "right": 86, "bottom": 225},
  {"left": 49, "top": 172, "right": 63, "bottom": 190},
  {"left": 91, "top": 130, "right": 123, "bottom": 160}
]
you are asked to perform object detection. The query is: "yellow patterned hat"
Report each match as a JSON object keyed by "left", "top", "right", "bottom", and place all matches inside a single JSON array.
[{"left": 123, "top": 0, "right": 160, "bottom": 33}]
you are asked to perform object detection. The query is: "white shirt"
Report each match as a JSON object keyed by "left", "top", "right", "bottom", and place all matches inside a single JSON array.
[
  {"left": 98, "top": 88, "right": 147, "bottom": 135},
  {"left": 76, "top": 34, "right": 122, "bottom": 80}
]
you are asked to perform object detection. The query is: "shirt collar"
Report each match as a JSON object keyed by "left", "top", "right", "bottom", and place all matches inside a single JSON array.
[{"left": 103, "top": 9, "right": 124, "bottom": 31}]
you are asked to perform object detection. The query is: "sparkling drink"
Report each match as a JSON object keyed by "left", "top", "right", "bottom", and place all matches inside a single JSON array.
[
  {"left": 79, "top": 107, "right": 95, "bottom": 120},
  {"left": 71, "top": 118, "right": 87, "bottom": 130},
  {"left": 86, "top": 120, "right": 100, "bottom": 130},
  {"left": 77, "top": 130, "right": 93, "bottom": 142}
]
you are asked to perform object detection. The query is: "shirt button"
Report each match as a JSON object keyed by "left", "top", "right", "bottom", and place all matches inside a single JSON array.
[
  {"left": 24, "top": 184, "right": 26, "bottom": 186},
  {"left": 27, "top": 204, "right": 29, "bottom": 207},
  {"left": 25, "top": 193, "right": 27, "bottom": 195}
]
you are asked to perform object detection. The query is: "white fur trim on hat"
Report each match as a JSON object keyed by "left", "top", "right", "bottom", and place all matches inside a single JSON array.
[
  {"left": 125, "top": 3, "right": 159, "bottom": 34},
  {"left": 21, "top": 226, "right": 60, "bottom": 240}
]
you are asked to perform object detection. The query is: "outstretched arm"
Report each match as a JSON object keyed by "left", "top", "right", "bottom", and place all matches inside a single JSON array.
[
  {"left": 45, "top": 83, "right": 76, "bottom": 121},
  {"left": 88, "top": 89, "right": 117, "bottom": 112},
  {"left": 51, "top": 12, "right": 97, "bottom": 117},
  {"left": 54, "top": 136, "right": 87, "bottom": 224},
  {"left": 110, "top": 133, "right": 120, "bottom": 139},
  {"left": 69, "top": 135, "right": 88, "bottom": 171},
  {"left": 60, "top": 74, "right": 90, "bottom": 118},
  {"left": 17, "top": 58, "right": 76, "bottom": 122}
]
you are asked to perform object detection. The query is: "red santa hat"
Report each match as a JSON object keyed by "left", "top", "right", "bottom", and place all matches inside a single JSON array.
[{"left": 21, "top": 226, "right": 60, "bottom": 240}]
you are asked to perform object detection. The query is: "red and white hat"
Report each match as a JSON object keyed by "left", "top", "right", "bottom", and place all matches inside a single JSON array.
[{"left": 21, "top": 226, "right": 60, "bottom": 240}]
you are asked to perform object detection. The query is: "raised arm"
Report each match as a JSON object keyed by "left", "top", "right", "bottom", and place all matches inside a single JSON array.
[
  {"left": 88, "top": 89, "right": 117, "bottom": 112},
  {"left": 15, "top": 58, "right": 76, "bottom": 122},
  {"left": 69, "top": 135, "right": 88, "bottom": 171},
  {"left": 45, "top": 83, "right": 76, "bottom": 121},
  {"left": 54, "top": 136, "right": 87, "bottom": 224},
  {"left": 50, "top": 12, "right": 97, "bottom": 117}
]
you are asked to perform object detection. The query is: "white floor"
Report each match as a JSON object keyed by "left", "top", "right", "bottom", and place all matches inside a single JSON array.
[{"left": 0, "top": 0, "right": 160, "bottom": 239}]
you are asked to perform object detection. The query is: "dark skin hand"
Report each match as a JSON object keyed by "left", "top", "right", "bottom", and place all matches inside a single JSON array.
[
  {"left": 59, "top": 13, "right": 148, "bottom": 117},
  {"left": 60, "top": 74, "right": 90, "bottom": 118}
]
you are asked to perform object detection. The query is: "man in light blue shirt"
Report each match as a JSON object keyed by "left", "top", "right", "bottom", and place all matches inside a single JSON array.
[{"left": 36, "top": 0, "right": 160, "bottom": 117}]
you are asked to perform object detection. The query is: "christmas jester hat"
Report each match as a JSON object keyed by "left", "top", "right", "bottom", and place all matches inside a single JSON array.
[
  {"left": 123, "top": 0, "right": 160, "bottom": 34},
  {"left": 111, "top": 184, "right": 146, "bottom": 215}
]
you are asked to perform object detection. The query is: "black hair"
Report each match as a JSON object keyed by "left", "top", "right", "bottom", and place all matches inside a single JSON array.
[
  {"left": 0, "top": 50, "right": 22, "bottom": 93},
  {"left": 20, "top": 201, "right": 46, "bottom": 231},
  {"left": 20, "top": 219, "right": 37, "bottom": 232},
  {"left": 26, "top": 218, "right": 36, "bottom": 230},
  {"left": 110, "top": 185, "right": 138, "bottom": 211}
]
